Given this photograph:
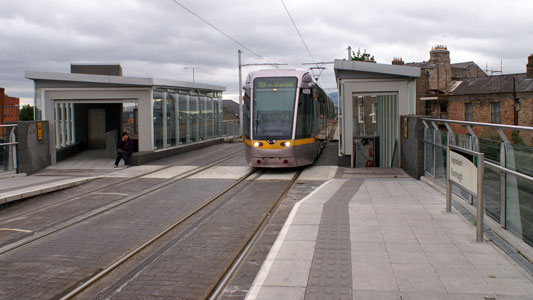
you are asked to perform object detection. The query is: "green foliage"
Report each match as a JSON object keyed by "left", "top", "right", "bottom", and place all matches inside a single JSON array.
[
  {"left": 19, "top": 104, "right": 34, "bottom": 121},
  {"left": 351, "top": 48, "right": 375, "bottom": 62},
  {"left": 511, "top": 130, "right": 526, "bottom": 146}
]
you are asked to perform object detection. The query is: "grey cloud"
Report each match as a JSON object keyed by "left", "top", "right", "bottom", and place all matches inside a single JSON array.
[{"left": 1, "top": 0, "right": 532, "bottom": 103}]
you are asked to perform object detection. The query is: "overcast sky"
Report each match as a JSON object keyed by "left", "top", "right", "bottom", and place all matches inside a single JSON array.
[{"left": 1, "top": 0, "right": 532, "bottom": 105}]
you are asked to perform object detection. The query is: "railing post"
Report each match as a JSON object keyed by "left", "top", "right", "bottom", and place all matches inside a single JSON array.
[
  {"left": 446, "top": 143, "right": 452, "bottom": 212},
  {"left": 9, "top": 126, "right": 17, "bottom": 171},
  {"left": 477, "top": 152, "right": 485, "bottom": 242}
]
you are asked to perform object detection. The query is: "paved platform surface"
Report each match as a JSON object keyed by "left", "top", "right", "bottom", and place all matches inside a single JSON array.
[
  {"left": 0, "top": 150, "right": 134, "bottom": 205},
  {"left": 246, "top": 171, "right": 533, "bottom": 300}
]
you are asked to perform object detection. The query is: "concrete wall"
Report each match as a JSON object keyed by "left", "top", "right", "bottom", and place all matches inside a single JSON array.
[
  {"left": 400, "top": 115, "right": 425, "bottom": 179},
  {"left": 15, "top": 121, "right": 51, "bottom": 175}
]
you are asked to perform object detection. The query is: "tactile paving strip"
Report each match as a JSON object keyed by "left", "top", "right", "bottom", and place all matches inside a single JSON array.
[{"left": 305, "top": 179, "right": 363, "bottom": 300}]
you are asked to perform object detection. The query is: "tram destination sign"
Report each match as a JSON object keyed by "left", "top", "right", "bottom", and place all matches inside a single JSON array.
[
  {"left": 256, "top": 78, "right": 296, "bottom": 89},
  {"left": 448, "top": 146, "right": 478, "bottom": 195}
]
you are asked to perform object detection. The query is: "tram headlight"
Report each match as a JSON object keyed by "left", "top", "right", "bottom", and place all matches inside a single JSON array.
[
  {"left": 281, "top": 141, "right": 291, "bottom": 147},
  {"left": 253, "top": 141, "right": 263, "bottom": 147}
]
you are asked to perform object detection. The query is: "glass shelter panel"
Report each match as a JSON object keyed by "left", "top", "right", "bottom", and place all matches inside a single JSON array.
[
  {"left": 199, "top": 95, "right": 207, "bottom": 140},
  {"left": 189, "top": 93, "right": 199, "bottom": 143},
  {"left": 206, "top": 97, "right": 214, "bottom": 139},
  {"left": 152, "top": 88, "right": 222, "bottom": 149},
  {"left": 153, "top": 90, "right": 165, "bottom": 150},
  {"left": 178, "top": 93, "right": 189, "bottom": 145},
  {"left": 167, "top": 92, "right": 177, "bottom": 147}
]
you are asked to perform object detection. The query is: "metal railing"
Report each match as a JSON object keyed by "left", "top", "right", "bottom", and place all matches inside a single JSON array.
[
  {"left": 0, "top": 124, "right": 18, "bottom": 173},
  {"left": 422, "top": 118, "right": 533, "bottom": 246},
  {"left": 222, "top": 120, "right": 240, "bottom": 138}
]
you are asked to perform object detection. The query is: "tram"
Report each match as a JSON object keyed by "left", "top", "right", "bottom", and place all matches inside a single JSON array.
[{"left": 242, "top": 69, "right": 336, "bottom": 167}]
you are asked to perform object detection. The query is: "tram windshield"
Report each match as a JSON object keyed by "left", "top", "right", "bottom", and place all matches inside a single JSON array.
[{"left": 253, "top": 77, "right": 297, "bottom": 140}]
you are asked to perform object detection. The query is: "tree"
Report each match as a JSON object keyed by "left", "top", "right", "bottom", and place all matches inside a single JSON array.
[
  {"left": 351, "top": 48, "right": 375, "bottom": 62},
  {"left": 19, "top": 104, "right": 34, "bottom": 121}
]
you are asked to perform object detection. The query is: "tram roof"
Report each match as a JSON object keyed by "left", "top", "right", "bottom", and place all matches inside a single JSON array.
[{"left": 247, "top": 69, "right": 310, "bottom": 79}]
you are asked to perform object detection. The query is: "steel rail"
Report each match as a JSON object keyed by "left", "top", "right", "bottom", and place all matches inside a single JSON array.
[
  {"left": 59, "top": 167, "right": 259, "bottom": 300},
  {"left": 207, "top": 169, "right": 302, "bottom": 300},
  {"left": 0, "top": 147, "right": 242, "bottom": 224},
  {"left": 420, "top": 117, "right": 533, "bottom": 132},
  {"left": 0, "top": 150, "right": 244, "bottom": 256},
  {"left": 485, "top": 161, "right": 533, "bottom": 182}
]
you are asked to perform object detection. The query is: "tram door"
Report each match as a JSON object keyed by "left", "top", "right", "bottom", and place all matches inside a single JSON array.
[{"left": 353, "top": 94, "right": 398, "bottom": 168}]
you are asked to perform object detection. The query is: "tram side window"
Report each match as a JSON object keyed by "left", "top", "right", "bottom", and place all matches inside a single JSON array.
[
  {"left": 296, "top": 88, "right": 314, "bottom": 139},
  {"left": 243, "top": 88, "right": 251, "bottom": 139}
]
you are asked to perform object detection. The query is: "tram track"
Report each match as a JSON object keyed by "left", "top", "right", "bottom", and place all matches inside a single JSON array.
[
  {"left": 0, "top": 149, "right": 244, "bottom": 256},
  {"left": 0, "top": 146, "right": 243, "bottom": 225},
  {"left": 61, "top": 169, "right": 301, "bottom": 300},
  {"left": 208, "top": 169, "right": 300, "bottom": 300}
]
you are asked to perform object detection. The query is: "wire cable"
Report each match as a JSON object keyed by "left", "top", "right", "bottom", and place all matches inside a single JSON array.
[
  {"left": 280, "top": 0, "right": 316, "bottom": 65},
  {"left": 169, "top": 0, "right": 266, "bottom": 61}
]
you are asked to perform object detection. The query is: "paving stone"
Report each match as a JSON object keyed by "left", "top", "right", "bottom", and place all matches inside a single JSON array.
[
  {"left": 305, "top": 286, "right": 351, "bottom": 300},
  {"left": 304, "top": 179, "right": 362, "bottom": 300},
  {"left": 392, "top": 263, "right": 446, "bottom": 293}
]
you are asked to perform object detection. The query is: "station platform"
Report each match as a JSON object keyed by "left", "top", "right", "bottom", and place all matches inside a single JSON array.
[
  {"left": 245, "top": 167, "right": 533, "bottom": 300},
  {"left": 1, "top": 144, "right": 533, "bottom": 299},
  {"left": 0, "top": 149, "right": 139, "bottom": 205}
]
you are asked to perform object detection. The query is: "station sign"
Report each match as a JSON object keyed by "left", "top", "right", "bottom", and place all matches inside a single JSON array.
[
  {"left": 446, "top": 144, "right": 485, "bottom": 242},
  {"left": 448, "top": 148, "right": 478, "bottom": 195}
]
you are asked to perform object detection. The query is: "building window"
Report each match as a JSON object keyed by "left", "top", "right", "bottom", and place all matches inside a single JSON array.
[
  {"left": 491, "top": 102, "right": 500, "bottom": 123},
  {"left": 439, "top": 103, "right": 448, "bottom": 119},
  {"left": 464, "top": 103, "right": 473, "bottom": 121},
  {"left": 358, "top": 103, "right": 364, "bottom": 123}
]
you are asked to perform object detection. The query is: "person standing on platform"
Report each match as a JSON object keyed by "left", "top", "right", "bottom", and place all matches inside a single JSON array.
[{"left": 114, "top": 132, "right": 133, "bottom": 168}]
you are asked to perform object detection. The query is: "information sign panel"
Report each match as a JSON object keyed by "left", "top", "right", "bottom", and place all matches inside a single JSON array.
[
  {"left": 37, "top": 122, "right": 43, "bottom": 141},
  {"left": 449, "top": 149, "right": 478, "bottom": 195}
]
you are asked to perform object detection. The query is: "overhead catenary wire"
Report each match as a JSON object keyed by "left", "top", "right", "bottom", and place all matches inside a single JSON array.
[
  {"left": 169, "top": 0, "right": 266, "bottom": 62},
  {"left": 280, "top": 0, "right": 317, "bottom": 65}
]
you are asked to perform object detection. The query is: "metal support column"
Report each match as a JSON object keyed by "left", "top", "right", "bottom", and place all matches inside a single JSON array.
[
  {"left": 162, "top": 93, "right": 168, "bottom": 147},
  {"left": 60, "top": 103, "right": 66, "bottom": 148},
  {"left": 70, "top": 103, "right": 76, "bottom": 144},
  {"left": 55, "top": 102, "right": 60, "bottom": 149},
  {"left": 238, "top": 50, "right": 243, "bottom": 136},
  {"left": 66, "top": 103, "right": 71, "bottom": 145}
]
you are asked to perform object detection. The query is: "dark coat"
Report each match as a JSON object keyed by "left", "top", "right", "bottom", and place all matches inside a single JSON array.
[{"left": 118, "top": 137, "right": 133, "bottom": 154}]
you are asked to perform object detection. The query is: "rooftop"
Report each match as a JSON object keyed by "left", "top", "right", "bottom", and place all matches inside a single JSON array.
[
  {"left": 25, "top": 71, "right": 226, "bottom": 92},
  {"left": 451, "top": 73, "right": 533, "bottom": 95}
]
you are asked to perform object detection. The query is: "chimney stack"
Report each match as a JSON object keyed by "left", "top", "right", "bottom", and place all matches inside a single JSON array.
[
  {"left": 429, "top": 45, "right": 450, "bottom": 64},
  {"left": 526, "top": 54, "right": 533, "bottom": 78},
  {"left": 392, "top": 57, "right": 404, "bottom": 65}
]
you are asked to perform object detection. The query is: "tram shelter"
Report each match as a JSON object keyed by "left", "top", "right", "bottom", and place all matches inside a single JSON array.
[
  {"left": 334, "top": 59, "right": 420, "bottom": 168},
  {"left": 26, "top": 64, "right": 225, "bottom": 165}
]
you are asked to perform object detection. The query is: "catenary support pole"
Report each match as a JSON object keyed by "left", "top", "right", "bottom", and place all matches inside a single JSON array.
[{"left": 238, "top": 50, "right": 243, "bottom": 136}]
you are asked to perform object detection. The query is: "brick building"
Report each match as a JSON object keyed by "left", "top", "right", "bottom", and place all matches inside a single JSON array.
[
  {"left": 403, "top": 47, "right": 533, "bottom": 144},
  {"left": 0, "top": 87, "right": 20, "bottom": 138}
]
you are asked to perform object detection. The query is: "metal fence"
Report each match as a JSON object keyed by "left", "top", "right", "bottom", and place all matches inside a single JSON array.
[
  {"left": 222, "top": 120, "right": 240, "bottom": 138},
  {"left": 0, "top": 124, "right": 18, "bottom": 174},
  {"left": 422, "top": 118, "right": 533, "bottom": 247}
]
